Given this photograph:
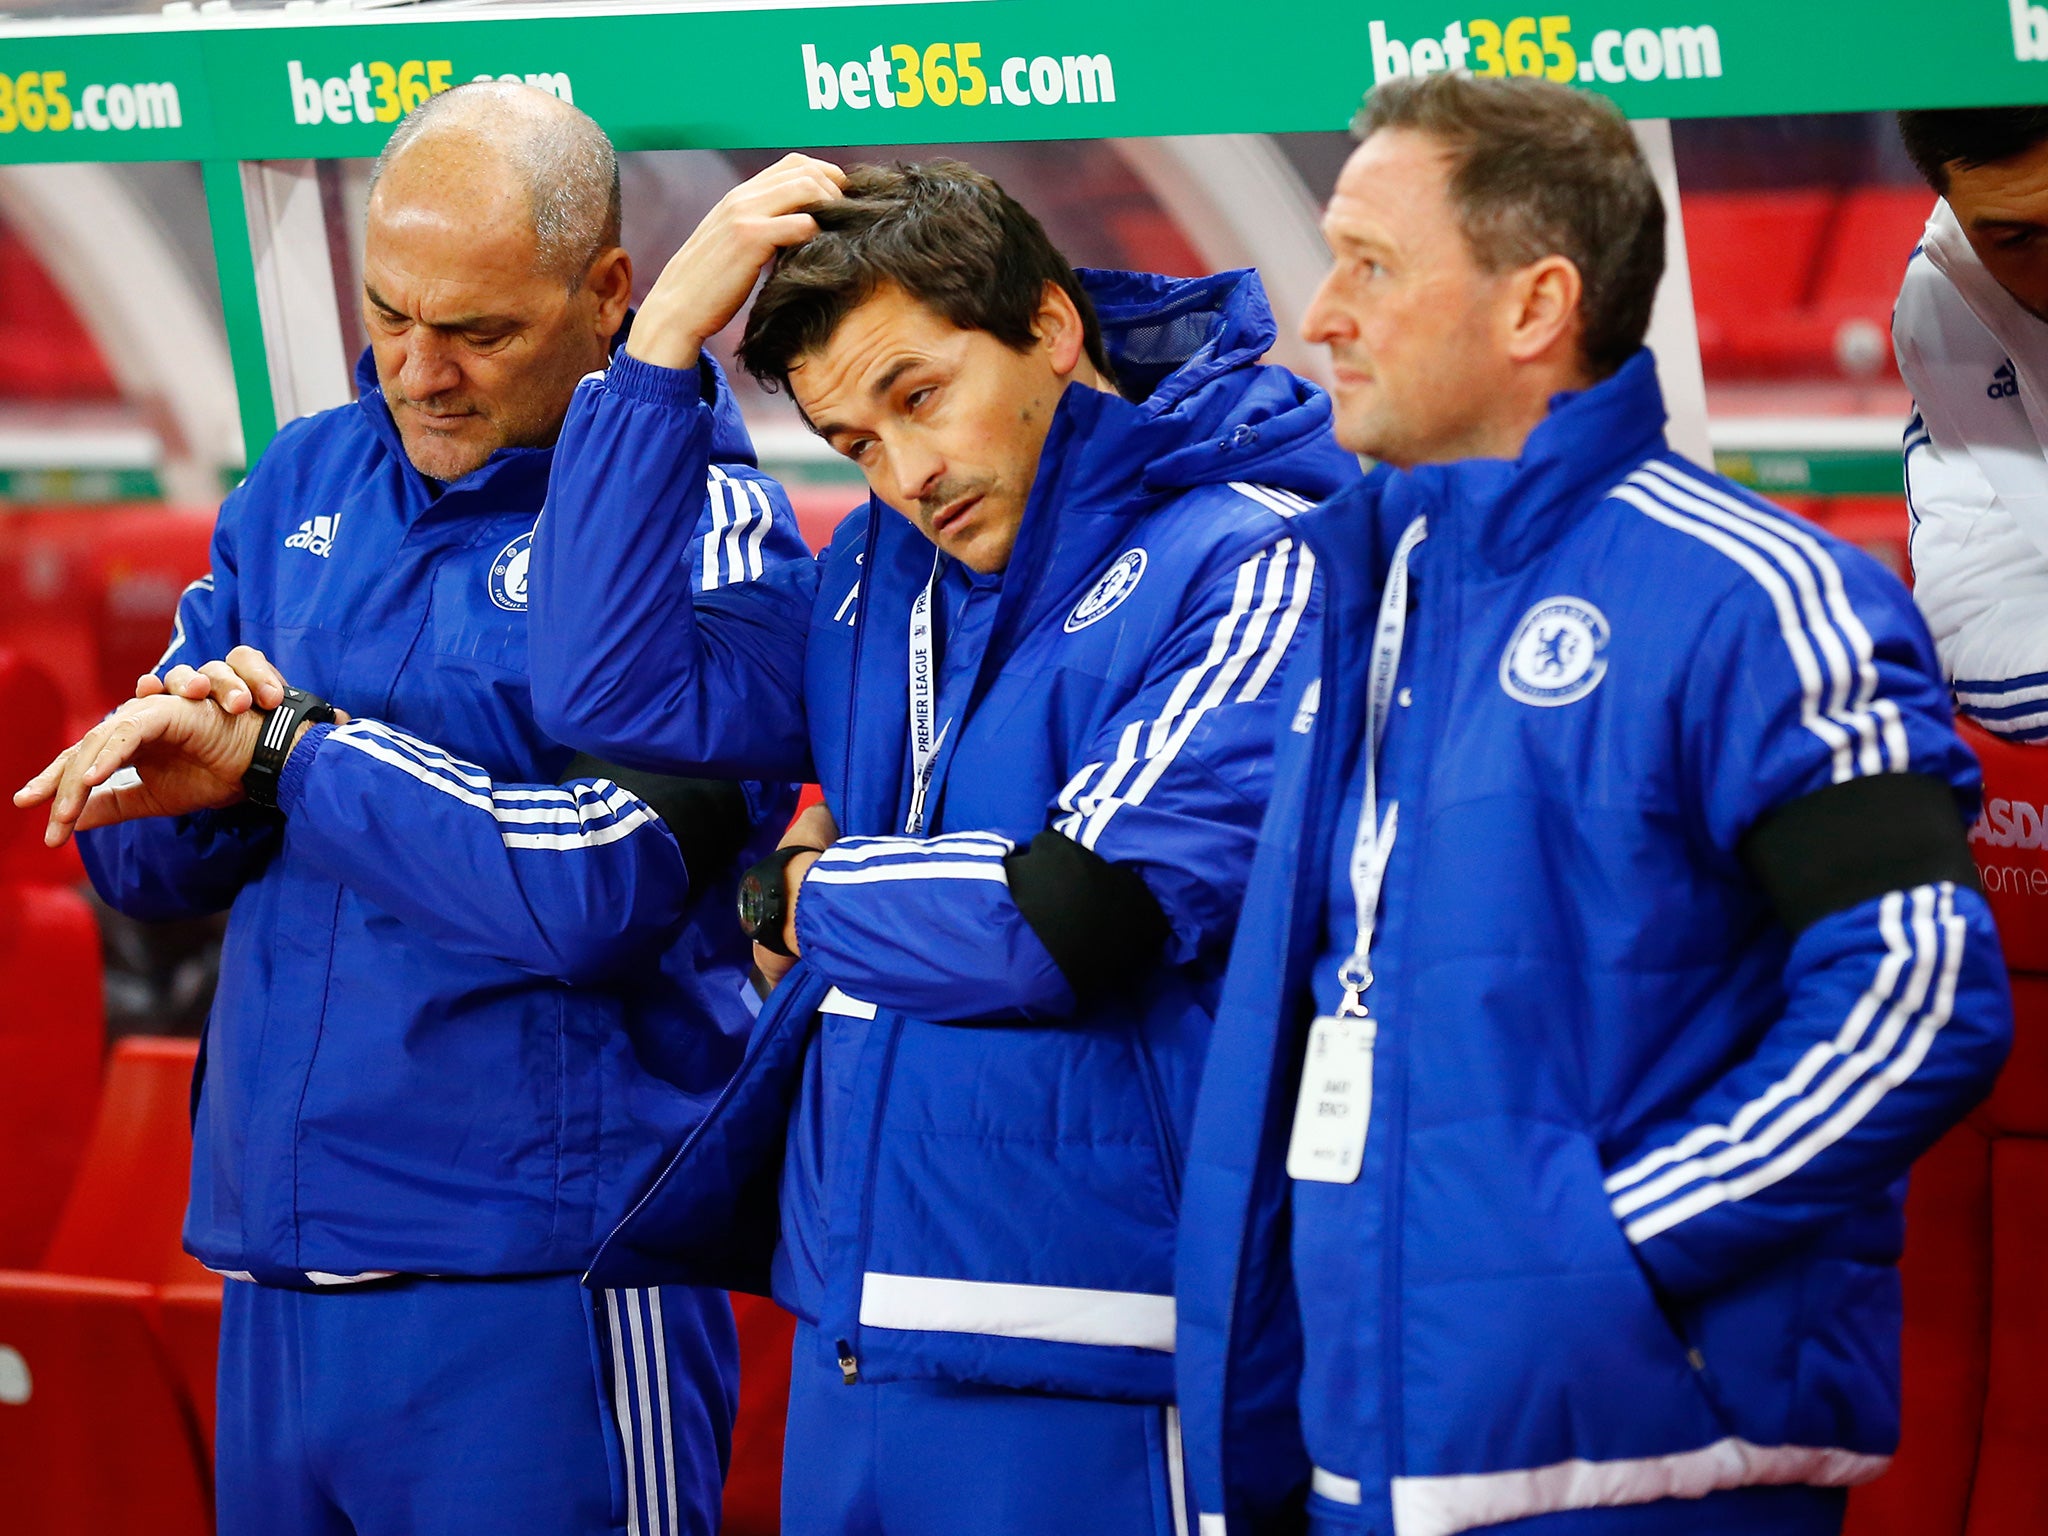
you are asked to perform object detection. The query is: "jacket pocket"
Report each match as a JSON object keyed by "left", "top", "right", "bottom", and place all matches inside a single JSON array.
[{"left": 1397, "top": 1117, "right": 1728, "bottom": 1476}]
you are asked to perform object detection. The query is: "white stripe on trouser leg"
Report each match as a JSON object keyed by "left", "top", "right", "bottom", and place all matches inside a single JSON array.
[
  {"left": 1165, "top": 1405, "right": 1190, "bottom": 1536},
  {"left": 1198, "top": 1516, "right": 1228, "bottom": 1536},
  {"left": 605, "top": 1291, "right": 643, "bottom": 1536},
  {"left": 626, "top": 1290, "right": 664, "bottom": 1535},
  {"left": 647, "top": 1289, "right": 681, "bottom": 1536}
]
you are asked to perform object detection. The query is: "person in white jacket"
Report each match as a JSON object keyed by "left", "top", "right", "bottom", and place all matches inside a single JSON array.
[{"left": 1895, "top": 107, "right": 2048, "bottom": 739}]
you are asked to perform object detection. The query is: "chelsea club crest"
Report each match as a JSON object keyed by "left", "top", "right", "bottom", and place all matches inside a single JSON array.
[
  {"left": 488, "top": 531, "right": 534, "bottom": 612},
  {"left": 1066, "top": 548, "right": 1148, "bottom": 633},
  {"left": 1500, "top": 596, "right": 1610, "bottom": 707}
]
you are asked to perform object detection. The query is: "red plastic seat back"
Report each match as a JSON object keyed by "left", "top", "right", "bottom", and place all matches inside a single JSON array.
[
  {"left": 155, "top": 1279, "right": 224, "bottom": 1453},
  {"left": 0, "top": 884, "right": 103, "bottom": 1270},
  {"left": 0, "top": 647, "right": 82, "bottom": 887},
  {"left": 0, "top": 1273, "right": 211, "bottom": 1536},
  {"left": 41, "top": 1038, "right": 210, "bottom": 1285},
  {"left": 723, "top": 1293, "right": 795, "bottom": 1535}
]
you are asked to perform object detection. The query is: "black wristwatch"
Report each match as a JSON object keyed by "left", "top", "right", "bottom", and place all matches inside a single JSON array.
[
  {"left": 241, "top": 686, "right": 338, "bottom": 811},
  {"left": 738, "top": 844, "right": 824, "bottom": 956}
]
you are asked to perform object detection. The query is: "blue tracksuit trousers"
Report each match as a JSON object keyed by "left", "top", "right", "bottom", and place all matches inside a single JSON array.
[{"left": 216, "top": 1274, "right": 736, "bottom": 1536}]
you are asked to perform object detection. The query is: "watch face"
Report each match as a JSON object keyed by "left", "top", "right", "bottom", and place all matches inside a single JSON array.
[{"left": 736, "top": 868, "right": 774, "bottom": 939}]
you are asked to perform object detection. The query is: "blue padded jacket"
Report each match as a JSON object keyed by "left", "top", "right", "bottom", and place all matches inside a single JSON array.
[
  {"left": 78, "top": 347, "right": 806, "bottom": 1285},
  {"left": 530, "top": 269, "right": 1360, "bottom": 1400},
  {"left": 1175, "top": 353, "right": 2013, "bottom": 1536}
]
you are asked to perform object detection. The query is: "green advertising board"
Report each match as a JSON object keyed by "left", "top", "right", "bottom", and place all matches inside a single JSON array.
[
  {"left": 0, "top": 0, "right": 2045, "bottom": 166},
  {"left": 1, "top": 0, "right": 2036, "bottom": 466}
]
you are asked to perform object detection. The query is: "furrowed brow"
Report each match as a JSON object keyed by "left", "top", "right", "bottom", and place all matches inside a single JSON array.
[
  {"left": 362, "top": 283, "right": 516, "bottom": 332},
  {"left": 869, "top": 358, "right": 925, "bottom": 400}
]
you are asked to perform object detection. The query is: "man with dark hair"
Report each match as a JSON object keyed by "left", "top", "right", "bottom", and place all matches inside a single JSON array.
[
  {"left": 1177, "top": 73, "right": 2010, "bottom": 1536},
  {"left": 1894, "top": 107, "right": 2048, "bottom": 736},
  {"left": 530, "top": 153, "right": 1356, "bottom": 1534},
  {"left": 15, "top": 83, "right": 808, "bottom": 1536}
]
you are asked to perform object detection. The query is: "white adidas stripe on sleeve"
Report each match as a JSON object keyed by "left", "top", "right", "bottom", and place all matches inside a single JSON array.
[{"left": 1607, "top": 883, "right": 1966, "bottom": 1244}]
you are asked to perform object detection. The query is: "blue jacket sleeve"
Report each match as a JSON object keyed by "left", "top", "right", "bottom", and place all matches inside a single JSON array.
[
  {"left": 1606, "top": 882, "right": 2009, "bottom": 1299},
  {"left": 274, "top": 718, "right": 692, "bottom": 986},
  {"left": 76, "top": 490, "right": 283, "bottom": 921},
  {"left": 529, "top": 353, "right": 820, "bottom": 781},
  {"left": 1604, "top": 534, "right": 2013, "bottom": 1299},
  {"left": 792, "top": 526, "right": 1319, "bottom": 1021}
]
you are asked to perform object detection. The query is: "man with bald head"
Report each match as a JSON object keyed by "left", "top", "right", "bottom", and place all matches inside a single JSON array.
[{"left": 18, "top": 81, "right": 806, "bottom": 1536}]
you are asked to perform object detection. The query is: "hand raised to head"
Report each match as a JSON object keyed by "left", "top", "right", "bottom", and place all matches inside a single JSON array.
[{"left": 628, "top": 153, "right": 848, "bottom": 372}]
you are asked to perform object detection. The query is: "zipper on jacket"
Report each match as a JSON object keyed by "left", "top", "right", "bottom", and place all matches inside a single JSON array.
[
  {"left": 1132, "top": 1033, "right": 1184, "bottom": 1209},
  {"left": 840, "top": 508, "right": 884, "bottom": 803},
  {"left": 839, "top": 1015, "right": 904, "bottom": 1377},
  {"left": 1378, "top": 537, "right": 1449, "bottom": 1494}
]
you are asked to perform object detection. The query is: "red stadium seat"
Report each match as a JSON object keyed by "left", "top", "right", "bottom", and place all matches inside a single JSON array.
[
  {"left": 156, "top": 1280, "right": 224, "bottom": 1453},
  {"left": 0, "top": 506, "right": 214, "bottom": 741},
  {"left": 0, "top": 1273, "right": 211, "bottom": 1536},
  {"left": 1811, "top": 189, "right": 1937, "bottom": 316},
  {"left": 0, "top": 220, "right": 119, "bottom": 401},
  {"left": 0, "top": 646, "right": 85, "bottom": 888},
  {"left": 1682, "top": 188, "right": 1927, "bottom": 382},
  {"left": 41, "top": 1037, "right": 210, "bottom": 1285},
  {"left": 1845, "top": 721, "right": 2048, "bottom": 1534},
  {"left": 0, "top": 1039, "right": 215, "bottom": 1524},
  {"left": 0, "top": 885, "right": 103, "bottom": 1270},
  {"left": 724, "top": 1293, "right": 795, "bottom": 1535},
  {"left": 0, "top": 649, "right": 102, "bottom": 1268}
]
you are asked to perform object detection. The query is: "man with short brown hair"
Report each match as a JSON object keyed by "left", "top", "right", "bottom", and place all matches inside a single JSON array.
[
  {"left": 1177, "top": 72, "right": 2009, "bottom": 1536},
  {"left": 531, "top": 154, "right": 1357, "bottom": 1535}
]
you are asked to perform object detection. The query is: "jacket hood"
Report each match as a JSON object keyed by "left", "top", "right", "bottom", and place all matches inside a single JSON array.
[{"left": 1056, "top": 268, "right": 1359, "bottom": 510}]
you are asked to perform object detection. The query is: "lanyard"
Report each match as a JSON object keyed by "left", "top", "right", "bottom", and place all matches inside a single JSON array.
[
  {"left": 905, "top": 547, "right": 949, "bottom": 835},
  {"left": 1336, "top": 515, "right": 1428, "bottom": 1019}
]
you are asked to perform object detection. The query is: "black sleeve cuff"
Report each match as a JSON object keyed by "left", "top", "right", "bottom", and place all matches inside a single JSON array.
[
  {"left": 561, "top": 753, "right": 754, "bottom": 892},
  {"left": 1005, "top": 830, "right": 1170, "bottom": 1001},
  {"left": 1740, "top": 771, "right": 1981, "bottom": 933}
]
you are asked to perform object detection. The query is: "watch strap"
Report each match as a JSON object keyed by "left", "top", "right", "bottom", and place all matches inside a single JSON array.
[{"left": 243, "top": 686, "right": 338, "bottom": 811}]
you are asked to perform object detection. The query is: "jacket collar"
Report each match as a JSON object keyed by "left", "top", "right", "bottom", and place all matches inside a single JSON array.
[
  {"left": 350, "top": 315, "right": 666, "bottom": 517},
  {"left": 1312, "top": 349, "right": 1670, "bottom": 588}
]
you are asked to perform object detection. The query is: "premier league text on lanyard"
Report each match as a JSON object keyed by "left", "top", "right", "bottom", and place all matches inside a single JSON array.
[
  {"left": 906, "top": 548, "right": 950, "bottom": 837},
  {"left": 1287, "top": 514, "right": 1427, "bottom": 1184}
]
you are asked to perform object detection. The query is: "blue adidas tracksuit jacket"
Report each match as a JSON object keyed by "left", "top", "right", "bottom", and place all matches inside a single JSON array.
[
  {"left": 1176, "top": 353, "right": 2013, "bottom": 1536},
  {"left": 530, "top": 269, "right": 1359, "bottom": 1403},
  {"left": 77, "top": 346, "right": 807, "bottom": 1285}
]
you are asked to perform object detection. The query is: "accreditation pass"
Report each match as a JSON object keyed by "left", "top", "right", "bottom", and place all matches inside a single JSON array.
[{"left": 1286, "top": 1014, "right": 1375, "bottom": 1183}]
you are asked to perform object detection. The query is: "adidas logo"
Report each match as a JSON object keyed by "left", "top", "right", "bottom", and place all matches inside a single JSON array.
[
  {"left": 285, "top": 514, "right": 340, "bottom": 558},
  {"left": 1989, "top": 361, "right": 2020, "bottom": 400}
]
